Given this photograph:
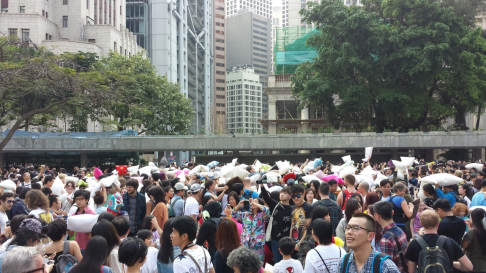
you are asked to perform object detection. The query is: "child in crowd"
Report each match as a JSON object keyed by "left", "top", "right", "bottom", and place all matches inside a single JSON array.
[
  {"left": 452, "top": 202, "right": 470, "bottom": 232},
  {"left": 410, "top": 199, "right": 426, "bottom": 239},
  {"left": 273, "top": 237, "right": 303, "bottom": 273}
]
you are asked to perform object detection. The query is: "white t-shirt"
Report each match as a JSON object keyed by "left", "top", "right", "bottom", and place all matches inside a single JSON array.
[
  {"left": 0, "top": 211, "right": 8, "bottom": 234},
  {"left": 0, "top": 237, "right": 12, "bottom": 254},
  {"left": 304, "top": 244, "right": 346, "bottom": 273},
  {"left": 173, "top": 246, "right": 213, "bottom": 273},
  {"left": 140, "top": 247, "right": 159, "bottom": 273},
  {"left": 184, "top": 196, "right": 199, "bottom": 216},
  {"left": 274, "top": 258, "right": 304, "bottom": 273}
]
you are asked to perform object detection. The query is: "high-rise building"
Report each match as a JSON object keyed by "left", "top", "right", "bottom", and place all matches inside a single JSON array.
[
  {"left": 126, "top": 0, "right": 149, "bottom": 52},
  {"left": 226, "top": 0, "right": 271, "bottom": 18},
  {"left": 149, "top": 0, "right": 212, "bottom": 133},
  {"left": 213, "top": 0, "right": 227, "bottom": 134},
  {"left": 226, "top": 66, "right": 263, "bottom": 134},
  {"left": 0, "top": 0, "right": 142, "bottom": 57},
  {"left": 281, "top": 0, "right": 361, "bottom": 27}
]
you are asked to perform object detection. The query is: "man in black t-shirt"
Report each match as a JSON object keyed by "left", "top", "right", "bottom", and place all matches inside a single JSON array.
[
  {"left": 405, "top": 210, "right": 472, "bottom": 273},
  {"left": 433, "top": 198, "right": 466, "bottom": 245}
]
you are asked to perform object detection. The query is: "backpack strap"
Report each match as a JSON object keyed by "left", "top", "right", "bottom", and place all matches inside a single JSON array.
[
  {"left": 372, "top": 252, "right": 391, "bottom": 273},
  {"left": 340, "top": 190, "right": 349, "bottom": 209},
  {"left": 415, "top": 236, "right": 430, "bottom": 251},
  {"left": 385, "top": 231, "right": 407, "bottom": 272},
  {"left": 63, "top": 241, "right": 70, "bottom": 255},
  {"left": 436, "top": 235, "right": 446, "bottom": 249},
  {"left": 182, "top": 247, "right": 208, "bottom": 273},
  {"left": 341, "top": 253, "right": 351, "bottom": 273},
  {"left": 313, "top": 249, "right": 330, "bottom": 273}
]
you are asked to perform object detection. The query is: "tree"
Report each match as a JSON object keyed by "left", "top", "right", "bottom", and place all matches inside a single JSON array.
[
  {"left": 0, "top": 36, "right": 114, "bottom": 151},
  {"left": 292, "top": 0, "right": 486, "bottom": 132},
  {"left": 96, "top": 52, "right": 194, "bottom": 134}
]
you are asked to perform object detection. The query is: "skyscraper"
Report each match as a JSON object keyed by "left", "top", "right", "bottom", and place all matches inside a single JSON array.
[
  {"left": 126, "top": 0, "right": 150, "bottom": 52},
  {"left": 213, "top": 0, "right": 227, "bottom": 134},
  {"left": 226, "top": 0, "right": 272, "bottom": 18}
]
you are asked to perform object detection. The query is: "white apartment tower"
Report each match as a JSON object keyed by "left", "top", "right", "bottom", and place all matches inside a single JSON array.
[
  {"left": 226, "top": 66, "right": 263, "bottom": 134},
  {"left": 0, "top": 0, "right": 142, "bottom": 57},
  {"left": 150, "top": 0, "right": 212, "bottom": 133},
  {"left": 226, "top": 0, "right": 271, "bottom": 18}
]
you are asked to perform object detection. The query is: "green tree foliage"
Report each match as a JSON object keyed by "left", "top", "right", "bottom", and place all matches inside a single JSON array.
[
  {"left": 96, "top": 52, "right": 194, "bottom": 135},
  {"left": 292, "top": 0, "right": 486, "bottom": 132}
]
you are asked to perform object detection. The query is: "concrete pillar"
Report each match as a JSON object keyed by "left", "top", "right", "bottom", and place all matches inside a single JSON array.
[
  {"left": 268, "top": 99, "right": 277, "bottom": 134},
  {"left": 0, "top": 153, "right": 4, "bottom": 169},
  {"left": 80, "top": 152, "right": 88, "bottom": 168},
  {"left": 232, "top": 150, "right": 240, "bottom": 159},
  {"left": 472, "top": 148, "right": 485, "bottom": 161},
  {"left": 425, "top": 149, "right": 434, "bottom": 162},
  {"left": 154, "top": 151, "right": 159, "bottom": 166},
  {"left": 408, "top": 149, "right": 415, "bottom": 157},
  {"left": 391, "top": 149, "right": 398, "bottom": 160},
  {"left": 301, "top": 107, "right": 309, "bottom": 132}
]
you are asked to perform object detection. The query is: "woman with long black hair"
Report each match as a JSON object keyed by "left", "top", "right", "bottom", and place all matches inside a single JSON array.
[
  {"left": 157, "top": 218, "right": 181, "bottom": 273},
  {"left": 462, "top": 208, "right": 486, "bottom": 272},
  {"left": 68, "top": 236, "right": 113, "bottom": 273},
  {"left": 91, "top": 219, "right": 122, "bottom": 273},
  {"left": 422, "top": 184, "right": 439, "bottom": 207}
]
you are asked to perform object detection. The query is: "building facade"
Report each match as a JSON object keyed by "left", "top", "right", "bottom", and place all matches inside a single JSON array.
[
  {"left": 226, "top": 0, "right": 271, "bottom": 18},
  {"left": 0, "top": 0, "right": 143, "bottom": 57},
  {"left": 149, "top": 0, "right": 212, "bottom": 133},
  {"left": 226, "top": 66, "right": 263, "bottom": 134},
  {"left": 213, "top": 0, "right": 226, "bottom": 134},
  {"left": 126, "top": 0, "right": 149, "bottom": 52}
]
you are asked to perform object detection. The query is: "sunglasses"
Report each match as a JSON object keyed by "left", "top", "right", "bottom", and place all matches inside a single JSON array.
[
  {"left": 6, "top": 200, "right": 13, "bottom": 204},
  {"left": 291, "top": 194, "right": 302, "bottom": 199}
]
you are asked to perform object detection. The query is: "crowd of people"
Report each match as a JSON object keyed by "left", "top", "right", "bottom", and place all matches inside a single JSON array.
[{"left": 0, "top": 158, "right": 485, "bottom": 273}]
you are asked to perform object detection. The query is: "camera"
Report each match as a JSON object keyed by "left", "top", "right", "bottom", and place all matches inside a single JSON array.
[{"left": 256, "top": 174, "right": 267, "bottom": 185}]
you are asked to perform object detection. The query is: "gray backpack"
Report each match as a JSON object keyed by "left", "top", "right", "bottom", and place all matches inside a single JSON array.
[{"left": 55, "top": 241, "right": 78, "bottom": 273}]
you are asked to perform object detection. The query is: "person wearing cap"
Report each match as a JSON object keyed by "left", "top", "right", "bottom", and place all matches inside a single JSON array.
[
  {"left": 172, "top": 182, "right": 188, "bottom": 217},
  {"left": 0, "top": 218, "right": 48, "bottom": 271},
  {"left": 185, "top": 183, "right": 202, "bottom": 222}
]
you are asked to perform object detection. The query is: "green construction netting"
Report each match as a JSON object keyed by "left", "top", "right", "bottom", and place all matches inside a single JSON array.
[{"left": 274, "top": 27, "right": 318, "bottom": 74}]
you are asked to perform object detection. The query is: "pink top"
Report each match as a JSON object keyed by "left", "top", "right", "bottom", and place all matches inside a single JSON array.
[
  {"left": 72, "top": 207, "right": 97, "bottom": 249},
  {"left": 413, "top": 212, "right": 422, "bottom": 231},
  {"left": 231, "top": 217, "right": 243, "bottom": 236}
]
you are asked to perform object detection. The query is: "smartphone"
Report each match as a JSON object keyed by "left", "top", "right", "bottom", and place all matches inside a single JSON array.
[{"left": 244, "top": 200, "right": 250, "bottom": 210}]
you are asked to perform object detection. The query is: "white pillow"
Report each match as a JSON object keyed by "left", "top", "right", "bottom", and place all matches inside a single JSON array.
[
  {"left": 139, "top": 166, "right": 152, "bottom": 177},
  {"left": 189, "top": 165, "right": 203, "bottom": 176},
  {"left": 392, "top": 160, "right": 406, "bottom": 180},
  {"left": 400, "top": 157, "right": 415, "bottom": 167},
  {"left": 266, "top": 172, "right": 280, "bottom": 183},
  {"left": 232, "top": 168, "right": 249, "bottom": 180},
  {"left": 148, "top": 162, "right": 159, "bottom": 172},
  {"left": 52, "top": 177, "right": 64, "bottom": 196},
  {"left": 0, "top": 180, "right": 16, "bottom": 190},
  {"left": 314, "top": 170, "right": 325, "bottom": 180},
  {"left": 254, "top": 160, "right": 262, "bottom": 170},
  {"left": 85, "top": 178, "right": 98, "bottom": 189},
  {"left": 250, "top": 174, "right": 261, "bottom": 183},
  {"left": 302, "top": 175, "right": 320, "bottom": 184},
  {"left": 238, "top": 164, "right": 248, "bottom": 170},
  {"left": 65, "top": 176, "right": 79, "bottom": 185},
  {"left": 303, "top": 166, "right": 314, "bottom": 174},
  {"left": 365, "top": 147, "right": 373, "bottom": 159},
  {"left": 374, "top": 172, "right": 388, "bottom": 183},
  {"left": 331, "top": 165, "right": 342, "bottom": 174},
  {"left": 127, "top": 165, "right": 139, "bottom": 172},
  {"left": 231, "top": 158, "right": 238, "bottom": 167},
  {"left": 67, "top": 214, "right": 99, "bottom": 233},
  {"left": 339, "top": 166, "right": 356, "bottom": 178},
  {"left": 342, "top": 155, "right": 351, "bottom": 163},
  {"left": 100, "top": 175, "right": 116, "bottom": 187},
  {"left": 178, "top": 172, "right": 186, "bottom": 183},
  {"left": 419, "top": 173, "right": 463, "bottom": 186},
  {"left": 465, "top": 163, "right": 483, "bottom": 170}
]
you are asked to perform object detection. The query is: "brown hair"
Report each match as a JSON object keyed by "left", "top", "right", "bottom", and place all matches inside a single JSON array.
[
  {"left": 215, "top": 218, "right": 241, "bottom": 259},
  {"left": 363, "top": 192, "right": 380, "bottom": 210},
  {"left": 344, "top": 174, "right": 355, "bottom": 186},
  {"left": 304, "top": 188, "right": 318, "bottom": 202},
  {"left": 419, "top": 210, "right": 440, "bottom": 229},
  {"left": 452, "top": 203, "right": 469, "bottom": 217},
  {"left": 25, "top": 189, "right": 49, "bottom": 211}
]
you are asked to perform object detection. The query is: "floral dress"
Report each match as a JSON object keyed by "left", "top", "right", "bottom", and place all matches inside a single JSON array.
[{"left": 232, "top": 207, "right": 269, "bottom": 261}]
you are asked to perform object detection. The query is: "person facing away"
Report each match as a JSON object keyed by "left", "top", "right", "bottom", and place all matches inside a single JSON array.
[
  {"left": 304, "top": 219, "right": 346, "bottom": 273},
  {"left": 373, "top": 201, "right": 408, "bottom": 273},
  {"left": 432, "top": 198, "right": 466, "bottom": 245},
  {"left": 273, "top": 237, "right": 303, "bottom": 273},
  {"left": 405, "top": 210, "right": 473, "bottom": 273},
  {"left": 337, "top": 213, "right": 400, "bottom": 273}
]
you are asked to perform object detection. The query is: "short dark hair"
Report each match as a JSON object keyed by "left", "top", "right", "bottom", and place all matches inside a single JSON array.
[
  {"left": 327, "top": 179, "right": 337, "bottom": 187},
  {"left": 344, "top": 175, "right": 355, "bottom": 185},
  {"left": 152, "top": 173, "right": 160, "bottom": 181},
  {"left": 31, "top": 183, "right": 41, "bottom": 190},
  {"left": 172, "top": 216, "right": 197, "bottom": 241},
  {"left": 98, "top": 212, "right": 115, "bottom": 222},
  {"left": 44, "top": 176, "right": 54, "bottom": 184},
  {"left": 119, "top": 237, "right": 148, "bottom": 266},
  {"left": 112, "top": 216, "right": 130, "bottom": 237},
  {"left": 291, "top": 184, "right": 305, "bottom": 194},
  {"left": 373, "top": 201, "right": 393, "bottom": 221},
  {"left": 277, "top": 236, "right": 295, "bottom": 256},
  {"left": 280, "top": 186, "right": 291, "bottom": 195},
  {"left": 147, "top": 186, "right": 166, "bottom": 204},
  {"left": 432, "top": 198, "right": 452, "bottom": 212},
  {"left": 351, "top": 213, "right": 375, "bottom": 232},
  {"left": 231, "top": 183, "right": 244, "bottom": 195},
  {"left": 0, "top": 192, "right": 15, "bottom": 203},
  {"left": 481, "top": 179, "right": 486, "bottom": 189},
  {"left": 10, "top": 214, "right": 29, "bottom": 235},
  {"left": 73, "top": 190, "right": 90, "bottom": 200},
  {"left": 136, "top": 229, "right": 153, "bottom": 241},
  {"left": 93, "top": 192, "right": 104, "bottom": 205},
  {"left": 16, "top": 186, "right": 24, "bottom": 195},
  {"left": 41, "top": 187, "right": 52, "bottom": 196},
  {"left": 312, "top": 219, "right": 333, "bottom": 245},
  {"left": 126, "top": 179, "right": 139, "bottom": 190},
  {"left": 48, "top": 195, "right": 59, "bottom": 207},
  {"left": 380, "top": 180, "right": 393, "bottom": 187},
  {"left": 47, "top": 219, "right": 67, "bottom": 241},
  {"left": 319, "top": 183, "right": 330, "bottom": 195},
  {"left": 19, "top": 188, "right": 31, "bottom": 199}
]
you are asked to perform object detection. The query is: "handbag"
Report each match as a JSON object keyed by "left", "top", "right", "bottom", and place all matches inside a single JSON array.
[{"left": 265, "top": 202, "right": 280, "bottom": 242}]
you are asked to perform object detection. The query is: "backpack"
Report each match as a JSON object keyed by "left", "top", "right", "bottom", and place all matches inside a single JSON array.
[
  {"left": 416, "top": 236, "right": 453, "bottom": 273},
  {"left": 452, "top": 193, "right": 468, "bottom": 206},
  {"left": 316, "top": 200, "right": 342, "bottom": 234},
  {"left": 341, "top": 252, "right": 391, "bottom": 273},
  {"left": 55, "top": 241, "right": 78, "bottom": 273},
  {"left": 242, "top": 190, "right": 255, "bottom": 200},
  {"left": 168, "top": 198, "right": 176, "bottom": 218}
]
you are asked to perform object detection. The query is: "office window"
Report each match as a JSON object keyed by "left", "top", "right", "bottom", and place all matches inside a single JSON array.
[
  {"left": 46, "top": 12, "right": 48, "bottom": 18},
  {"left": 63, "top": 0, "right": 68, "bottom": 4},
  {"left": 1, "top": 8, "right": 7, "bottom": 13},
  {"left": 87, "top": 0, "right": 89, "bottom": 9},
  {"left": 20, "top": 6, "right": 25, "bottom": 13},
  {"left": 42, "top": 10, "right": 45, "bottom": 16},
  {"left": 22, "top": 29, "right": 30, "bottom": 41},
  {"left": 88, "top": 39, "right": 96, "bottom": 43},
  {"left": 9, "top": 29, "right": 18, "bottom": 37},
  {"left": 63, "top": 16, "right": 68, "bottom": 27}
]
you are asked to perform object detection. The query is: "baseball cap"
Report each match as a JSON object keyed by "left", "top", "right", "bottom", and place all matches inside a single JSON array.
[
  {"left": 18, "top": 219, "right": 47, "bottom": 238},
  {"left": 287, "top": 179, "right": 296, "bottom": 186},
  {"left": 190, "top": 183, "right": 201, "bottom": 193},
  {"left": 174, "top": 182, "right": 188, "bottom": 191}
]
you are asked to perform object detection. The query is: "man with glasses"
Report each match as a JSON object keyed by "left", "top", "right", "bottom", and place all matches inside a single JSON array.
[
  {"left": 290, "top": 185, "right": 313, "bottom": 256},
  {"left": 67, "top": 189, "right": 96, "bottom": 254},
  {"left": 338, "top": 213, "right": 400, "bottom": 273},
  {"left": 0, "top": 193, "right": 14, "bottom": 234}
]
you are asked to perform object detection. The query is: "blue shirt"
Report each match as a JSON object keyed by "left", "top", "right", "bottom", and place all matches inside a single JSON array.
[
  {"left": 242, "top": 189, "right": 259, "bottom": 199},
  {"left": 172, "top": 195, "right": 184, "bottom": 217},
  {"left": 470, "top": 192, "right": 486, "bottom": 207},
  {"left": 157, "top": 246, "right": 181, "bottom": 273},
  {"left": 436, "top": 188, "right": 457, "bottom": 207},
  {"left": 338, "top": 249, "right": 400, "bottom": 273}
]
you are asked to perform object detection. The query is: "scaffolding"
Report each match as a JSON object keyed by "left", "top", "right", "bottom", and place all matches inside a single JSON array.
[{"left": 274, "top": 27, "right": 318, "bottom": 74}]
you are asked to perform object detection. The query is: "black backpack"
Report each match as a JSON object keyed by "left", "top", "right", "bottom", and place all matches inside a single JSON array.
[
  {"left": 316, "top": 200, "right": 342, "bottom": 235},
  {"left": 416, "top": 236, "right": 452, "bottom": 273},
  {"left": 341, "top": 252, "right": 391, "bottom": 273},
  {"left": 452, "top": 193, "right": 468, "bottom": 206},
  {"left": 55, "top": 241, "right": 78, "bottom": 273},
  {"left": 242, "top": 190, "right": 255, "bottom": 200}
]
